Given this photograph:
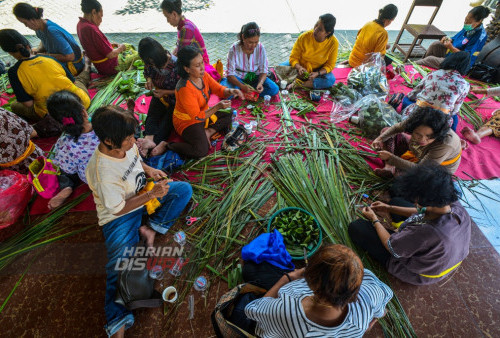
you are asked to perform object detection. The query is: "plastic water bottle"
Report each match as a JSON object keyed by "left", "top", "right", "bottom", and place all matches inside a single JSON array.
[{"left": 231, "top": 109, "right": 239, "bottom": 131}]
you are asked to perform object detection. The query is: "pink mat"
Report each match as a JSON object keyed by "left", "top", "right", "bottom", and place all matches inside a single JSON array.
[{"left": 6, "top": 66, "right": 500, "bottom": 217}]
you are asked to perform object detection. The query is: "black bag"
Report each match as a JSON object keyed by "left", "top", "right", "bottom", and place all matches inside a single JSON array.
[
  {"left": 114, "top": 243, "right": 163, "bottom": 310},
  {"left": 468, "top": 36, "right": 500, "bottom": 84},
  {"left": 468, "top": 63, "right": 497, "bottom": 83},
  {"left": 211, "top": 283, "right": 265, "bottom": 338}
]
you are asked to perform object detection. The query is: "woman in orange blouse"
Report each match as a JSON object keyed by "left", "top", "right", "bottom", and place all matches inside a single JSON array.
[{"left": 169, "top": 46, "right": 243, "bottom": 158}]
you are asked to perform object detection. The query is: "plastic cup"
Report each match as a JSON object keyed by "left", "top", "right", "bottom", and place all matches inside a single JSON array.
[
  {"left": 249, "top": 121, "right": 258, "bottom": 131},
  {"left": 173, "top": 231, "right": 187, "bottom": 246},
  {"left": 244, "top": 123, "right": 253, "bottom": 135},
  {"left": 193, "top": 276, "right": 208, "bottom": 292},
  {"left": 264, "top": 95, "right": 271, "bottom": 106},
  {"left": 162, "top": 286, "right": 178, "bottom": 303},
  {"left": 280, "top": 80, "right": 287, "bottom": 90},
  {"left": 149, "top": 265, "right": 164, "bottom": 280},
  {"left": 169, "top": 257, "right": 185, "bottom": 277}
]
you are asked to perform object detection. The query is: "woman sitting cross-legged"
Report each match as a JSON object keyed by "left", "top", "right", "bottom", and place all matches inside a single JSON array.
[
  {"left": 45, "top": 90, "right": 100, "bottom": 209},
  {"left": 136, "top": 37, "right": 179, "bottom": 157},
  {"left": 244, "top": 244, "right": 393, "bottom": 337},
  {"left": 348, "top": 163, "right": 472, "bottom": 285},
  {"left": 77, "top": 0, "right": 127, "bottom": 76},
  {"left": 286, "top": 13, "right": 338, "bottom": 89},
  {"left": 349, "top": 4, "right": 398, "bottom": 68},
  {"left": 85, "top": 105, "right": 192, "bottom": 337},
  {"left": 371, "top": 107, "right": 462, "bottom": 177},
  {"left": 168, "top": 45, "right": 243, "bottom": 159},
  {"left": 220, "top": 22, "right": 279, "bottom": 98}
]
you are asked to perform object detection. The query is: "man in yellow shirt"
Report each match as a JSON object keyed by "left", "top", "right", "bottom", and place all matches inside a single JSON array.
[
  {"left": 349, "top": 4, "right": 398, "bottom": 68},
  {"left": 288, "top": 14, "right": 338, "bottom": 89}
]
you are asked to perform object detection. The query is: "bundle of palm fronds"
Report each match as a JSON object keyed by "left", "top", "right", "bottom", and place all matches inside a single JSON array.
[{"left": 267, "top": 125, "right": 415, "bottom": 337}]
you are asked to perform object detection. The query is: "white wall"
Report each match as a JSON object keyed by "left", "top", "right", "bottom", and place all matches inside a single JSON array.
[{"left": 0, "top": 0, "right": 487, "bottom": 34}]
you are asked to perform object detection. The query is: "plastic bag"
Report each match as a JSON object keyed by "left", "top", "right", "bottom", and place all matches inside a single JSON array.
[
  {"left": 347, "top": 53, "right": 389, "bottom": 98},
  {"left": 330, "top": 101, "right": 356, "bottom": 124},
  {"left": 330, "top": 82, "right": 362, "bottom": 107},
  {"left": 0, "top": 170, "right": 33, "bottom": 229},
  {"left": 354, "top": 94, "right": 401, "bottom": 138},
  {"left": 329, "top": 82, "right": 363, "bottom": 123}
]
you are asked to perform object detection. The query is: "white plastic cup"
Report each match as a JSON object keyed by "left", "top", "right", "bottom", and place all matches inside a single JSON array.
[
  {"left": 264, "top": 95, "right": 271, "bottom": 106},
  {"left": 162, "top": 286, "right": 178, "bottom": 303},
  {"left": 249, "top": 121, "right": 258, "bottom": 131},
  {"left": 244, "top": 123, "right": 253, "bottom": 135},
  {"left": 280, "top": 80, "right": 287, "bottom": 90},
  {"left": 349, "top": 116, "right": 360, "bottom": 124}
]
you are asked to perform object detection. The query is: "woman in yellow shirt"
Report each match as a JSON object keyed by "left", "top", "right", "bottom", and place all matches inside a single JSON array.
[
  {"left": 0, "top": 29, "right": 90, "bottom": 137},
  {"left": 288, "top": 14, "right": 338, "bottom": 89},
  {"left": 349, "top": 4, "right": 398, "bottom": 68}
]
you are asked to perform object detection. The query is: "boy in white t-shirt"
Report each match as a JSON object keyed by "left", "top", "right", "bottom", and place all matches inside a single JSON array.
[{"left": 85, "top": 105, "right": 192, "bottom": 337}]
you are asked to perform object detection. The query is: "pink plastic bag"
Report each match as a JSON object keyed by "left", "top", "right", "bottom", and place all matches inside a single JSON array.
[
  {"left": 27, "top": 157, "right": 60, "bottom": 199},
  {"left": 0, "top": 170, "right": 33, "bottom": 229}
]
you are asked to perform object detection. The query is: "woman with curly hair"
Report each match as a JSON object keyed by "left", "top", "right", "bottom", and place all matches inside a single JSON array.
[
  {"left": 348, "top": 164, "right": 472, "bottom": 285},
  {"left": 245, "top": 244, "right": 393, "bottom": 337},
  {"left": 371, "top": 107, "right": 462, "bottom": 177}
]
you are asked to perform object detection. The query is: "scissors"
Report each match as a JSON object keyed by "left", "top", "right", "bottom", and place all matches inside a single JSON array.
[{"left": 186, "top": 216, "right": 199, "bottom": 225}]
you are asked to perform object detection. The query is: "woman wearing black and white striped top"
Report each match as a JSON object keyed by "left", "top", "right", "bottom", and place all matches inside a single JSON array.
[{"left": 245, "top": 244, "right": 393, "bottom": 337}]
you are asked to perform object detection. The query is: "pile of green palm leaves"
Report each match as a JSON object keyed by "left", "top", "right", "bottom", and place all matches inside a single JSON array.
[
  {"left": 88, "top": 69, "right": 147, "bottom": 115},
  {"left": 160, "top": 121, "right": 415, "bottom": 336},
  {"left": 267, "top": 125, "right": 414, "bottom": 337}
]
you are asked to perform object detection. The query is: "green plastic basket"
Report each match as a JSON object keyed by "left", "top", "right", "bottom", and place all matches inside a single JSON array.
[{"left": 267, "top": 207, "right": 323, "bottom": 260}]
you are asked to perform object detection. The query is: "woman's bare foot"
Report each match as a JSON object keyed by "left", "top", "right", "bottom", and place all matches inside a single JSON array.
[
  {"left": 460, "top": 139, "right": 469, "bottom": 150},
  {"left": 136, "top": 138, "right": 156, "bottom": 157},
  {"left": 461, "top": 126, "right": 481, "bottom": 144},
  {"left": 48, "top": 187, "right": 73, "bottom": 210},
  {"left": 151, "top": 141, "right": 168, "bottom": 157},
  {"left": 139, "top": 225, "right": 156, "bottom": 248},
  {"left": 374, "top": 166, "right": 395, "bottom": 178}
]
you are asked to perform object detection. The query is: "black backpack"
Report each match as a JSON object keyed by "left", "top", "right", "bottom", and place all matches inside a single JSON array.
[
  {"left": 114, "top": 243, "right": 163, "bottom": 310},
  {"left": 468, "top": 36, "right": 500, "bottom": 84}
]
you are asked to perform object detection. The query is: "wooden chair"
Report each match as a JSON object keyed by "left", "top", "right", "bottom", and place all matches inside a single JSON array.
[{"left": 392, "top": 0, "right": 446, "bottom": 61}]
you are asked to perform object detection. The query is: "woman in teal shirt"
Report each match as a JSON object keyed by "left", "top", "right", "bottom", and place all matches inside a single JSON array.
[
  {"left": 415, "top": 5, "right": 491, "bottom": 69},
  {"left": 13, "top": 3, "right": 84, "bottom": 76}
]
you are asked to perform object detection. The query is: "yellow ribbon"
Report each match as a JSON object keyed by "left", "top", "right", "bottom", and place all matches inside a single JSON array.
[
  {"left": 67, "top": 55, "right": 84, "bottom": 76},
  {"left": 420, "top": 261, "right": 462, "bottom": 278},
  {"left": 139, "top": 181, "right": 161, "bottom": 214},
  {"left": 416, "top": 99, "right": 451, "bottom": 114},
  {"left": 0, "top": 141, "right": 35, "bottom": 167},
  {"left": 91, "top": 57, "right": 109, "bottom": 64},
  {"left": 401, "top": 149, "right": 461, "bottom": 166}
]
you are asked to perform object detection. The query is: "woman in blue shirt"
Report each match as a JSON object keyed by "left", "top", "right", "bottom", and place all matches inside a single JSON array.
[
  {"left": 415, "top": 5, "right": 491, "bottom": 69},
  {"left": 13, "top": 3, "right": 84, "bottom": 76}
]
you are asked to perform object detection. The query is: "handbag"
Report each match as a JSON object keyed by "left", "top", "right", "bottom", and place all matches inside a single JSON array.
[
  {"left": 468, "top": 63, "right": 497, "bottom": 83},
  {"left": 468, "top": 37, "right": 500, "bottom": 83},
  {"left": 27, "top": 156, "right": 60, "bottom": 199},
  {"left": 211, "top": 283, "right": 266, "bottom": 338},
  {"left": 114, "top": 242, "right": 163, "bottom": 310}
]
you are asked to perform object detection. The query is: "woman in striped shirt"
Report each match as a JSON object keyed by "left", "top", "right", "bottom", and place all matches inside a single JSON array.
[
  {"left": 220, "top": 22, "right": 279, "bottom": 98},
  {"left": 245, "top": 244, "right": 393, "bottom": 337}
]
